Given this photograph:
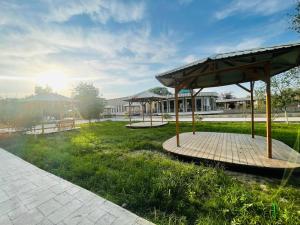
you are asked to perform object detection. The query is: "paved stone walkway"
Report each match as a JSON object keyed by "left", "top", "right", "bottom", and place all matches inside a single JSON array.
[{"left": 0, "top": 148, "right": 154, "bottom": 225}]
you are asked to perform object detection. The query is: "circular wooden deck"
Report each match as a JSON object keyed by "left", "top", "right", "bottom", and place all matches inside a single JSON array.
[
  {"left": 163, "top": 132, "right": 300, "bottom": 170},
  {"left": 126, "top": 121, "right": 168, "bottom": 129}
]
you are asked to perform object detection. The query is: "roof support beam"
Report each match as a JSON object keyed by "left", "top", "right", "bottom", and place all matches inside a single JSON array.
[
  {"left": 193, "top": 88, "right": 203, "bottom": 97},
  {"left": 236, "top": 83, "right": 251, "bottom": 93},
  {"left": 178, "top": 60, "right": 269, "bottom": 83}
]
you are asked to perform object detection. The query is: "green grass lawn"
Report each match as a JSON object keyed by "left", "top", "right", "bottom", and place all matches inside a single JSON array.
[{"left": 0, "top": 121, "right": 300, "bottom": 225}]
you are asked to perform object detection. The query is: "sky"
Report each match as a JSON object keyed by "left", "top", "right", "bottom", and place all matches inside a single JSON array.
[{"left": 0, "top": 0, "right": 299, "bottom": 99}]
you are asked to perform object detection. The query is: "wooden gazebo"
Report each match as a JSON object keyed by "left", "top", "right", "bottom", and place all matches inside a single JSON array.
[
  {"left": 23, "top": 93, "right": 76, "bottom": 134},
  {"left": 156, "top": 42, "right": 300, "bottom": 170},
  {"left": 124, "top": 90, "right": 168, "bottom": 128}
]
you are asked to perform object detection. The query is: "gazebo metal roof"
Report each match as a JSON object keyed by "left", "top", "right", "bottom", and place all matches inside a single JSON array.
[
  {"left": 155, "top": 42, "right": 300, "bottom": 160},
  {"left": 124, "top": 90, "right": 166, "bottom": 102},
  {"left": 156, "top": 42, "right": 300, "bottom": 89}
]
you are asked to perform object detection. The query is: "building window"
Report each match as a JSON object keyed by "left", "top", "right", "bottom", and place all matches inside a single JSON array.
[
  {"left": 186, "top": 98, "right": 192, "bottom": 112},
  {"left": 163, "top": 101, "right": 167, "bottom": 112},
  {"left": 196, "top": 98, "right": 201, "bottom": 111},
  {"left": 169, "top": 100, "right": 174, "bottom": 113}
]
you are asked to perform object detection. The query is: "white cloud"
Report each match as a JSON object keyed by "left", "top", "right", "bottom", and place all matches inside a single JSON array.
[
  {"left": 209, "top": 38, "right": 264, "bottom": 54},
  {"left": 45, "top": 0, "right": 145, "bottom": 24},
  {"left": 182, "top": 54, "right": 198, "bottom": 63},
  {"left": 215, "top": 0, "right": 296, "bottom": 20},
  {"left": 0, "top": 1, "right": 178, "bottom": 98}
]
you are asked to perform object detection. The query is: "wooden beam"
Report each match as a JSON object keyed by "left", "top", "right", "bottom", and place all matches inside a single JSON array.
[
  {"left": 250, "top": 81, "right": 255, "bottom": 138},
  {"left": 193, "top": 88, "right": 203, "bottom": 97},
  {"left": 175, "top": 86, "right": 180, "bottom": 147},
  {"left": 265, "top": 63, "right": 272, "bottom": 158},
  {"left": 236, "top": 83, "right": 251, "bottom": 93}
]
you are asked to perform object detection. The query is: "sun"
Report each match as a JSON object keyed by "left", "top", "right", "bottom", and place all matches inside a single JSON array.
[{"left": 36, "top": 70, "right": 69, "bottom": 92}]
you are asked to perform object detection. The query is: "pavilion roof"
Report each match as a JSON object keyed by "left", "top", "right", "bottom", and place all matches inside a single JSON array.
[
  {"left": 156, "top": 42, "right": 300, "bottom": 89},
  {"left": 23, "top": 93, "right": 73, "bottom": 103},
  {"left": 124, "top": 90, "right": 166, "bottom": 102}
]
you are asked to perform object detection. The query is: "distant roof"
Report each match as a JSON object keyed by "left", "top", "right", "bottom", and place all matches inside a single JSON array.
[
  {"left": 165, "top": 92, "right": 218, "bottom": 98},
  {"left": 179, "top": 89, "right": 190, "bottom": 94},
  {"left": 156, "top": 42, "right": 300, "bottom": 89},
  {"left": 124, "top": 90, "right": 166, "bottom": 102},
  {"left": 24, "top": 93, "right": 73, "bottom": 103}
]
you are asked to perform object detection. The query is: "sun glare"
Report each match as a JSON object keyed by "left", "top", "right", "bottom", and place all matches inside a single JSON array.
[{"left": 36, "top": 70, "right": 69, "bottom": 92}]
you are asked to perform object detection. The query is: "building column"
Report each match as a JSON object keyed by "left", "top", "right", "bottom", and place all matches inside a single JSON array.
[
  {"left": 166, "top": 100, "right": 168, "bottom": 113},
  {"left": 129, "top": 102, "right": 132, "bottom": 125},
  {"left": 185, "top": 97, "right": 188, "bottom": 112},
  {"left": 161, "top": 101, "right": 164, "bottom": 123}
]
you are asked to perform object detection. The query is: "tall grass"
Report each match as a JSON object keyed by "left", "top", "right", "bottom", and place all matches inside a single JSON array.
[{"left": 0, "top": 121, "right": 299, "bottom": 225}]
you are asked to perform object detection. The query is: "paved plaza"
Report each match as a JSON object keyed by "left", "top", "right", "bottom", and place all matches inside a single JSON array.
[{"left": 0, "top": 148, "right": 154, "bottom": 225}]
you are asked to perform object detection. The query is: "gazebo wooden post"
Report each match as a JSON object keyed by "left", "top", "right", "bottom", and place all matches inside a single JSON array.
[
  {"left": 129, "top": 101, "right": 132, "bottom": 125},
  {"left": 161, "top": 101, "right": 164, "bottom": 123},
  {"left": 150, "top": 101, "right": 153, "bottom": 127},
  {"left": 190, "top": 89, "right": 196, "bottom": 135},
  {"left": 175, "top": 86, "right": 180, "bottom": 147},
  {"left": 250, "top": 81, "right": 255, "bottom": 138},
  {"left": 142, "top": 102, "right": 145, "bottom": 122},
  {"left": 265, "top": 63, "right": 272, "bottom": 158}
]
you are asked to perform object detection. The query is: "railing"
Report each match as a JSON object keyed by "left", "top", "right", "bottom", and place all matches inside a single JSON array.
[{"left": 0, "top": 119, "right": 76, "bottom": 136}]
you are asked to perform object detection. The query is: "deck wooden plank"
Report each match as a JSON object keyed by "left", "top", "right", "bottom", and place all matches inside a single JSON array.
[{"left": 163, "top": 132, "right": 300, "bottom": 170}]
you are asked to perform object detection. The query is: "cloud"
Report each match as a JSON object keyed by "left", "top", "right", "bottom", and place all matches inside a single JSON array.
[
  {"left": 215, "top": 0, "right": 295, "bottom": 20},
  {"left": 0, "top": 1, "right": 179, "bottom": 98},
  {"left": 182, "top": 54, "right": 198, "bottom": 63},
  {"left": 45, "top": 0, "right": 145, "bottom": 24},
  {"left": 208, "top": 38, "right": 265, "bottom": 54}
]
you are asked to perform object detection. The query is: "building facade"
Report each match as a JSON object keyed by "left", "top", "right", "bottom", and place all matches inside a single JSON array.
[
  {"left": 216, "top": 98, "right": 258, "bottom": 112},
  {"left": 104, "top": 91, "right": 218, "bottom": 115}
]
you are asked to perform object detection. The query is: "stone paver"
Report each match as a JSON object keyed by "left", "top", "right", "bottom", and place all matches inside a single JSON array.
[{"left": 0, "top": 148, "right": 154, "bottom": 225}]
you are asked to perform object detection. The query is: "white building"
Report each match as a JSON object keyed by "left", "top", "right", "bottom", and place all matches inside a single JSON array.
[{"left": 104, "top": 90, "right": 218, "bottom": 116}]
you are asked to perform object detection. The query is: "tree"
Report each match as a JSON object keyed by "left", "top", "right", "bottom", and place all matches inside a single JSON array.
[
  {"left": 255, "top": 68, "right": 300, "bottom": 123},
  {"left": 292, "top": 1, "right": 300, "bottom": 33},
  {"left": 73, "top": 83, "right": 104, "bottom": 121},
  {"left": 149, "top": 87, "right": 172, "bottom": 96},
  {"left": 220, "top": 92, "right": 235, "bottom": 99},
  {"left": 35, "top": 85, "right": 53, "bottom": 95}
]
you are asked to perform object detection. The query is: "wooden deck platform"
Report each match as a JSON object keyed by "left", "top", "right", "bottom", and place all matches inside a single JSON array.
[
  {"left": 163, "top": 132, "right": 300, "bottom": 170},
  {"left": 126, "top": 121, "right": 168, "bottom": 129}
]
